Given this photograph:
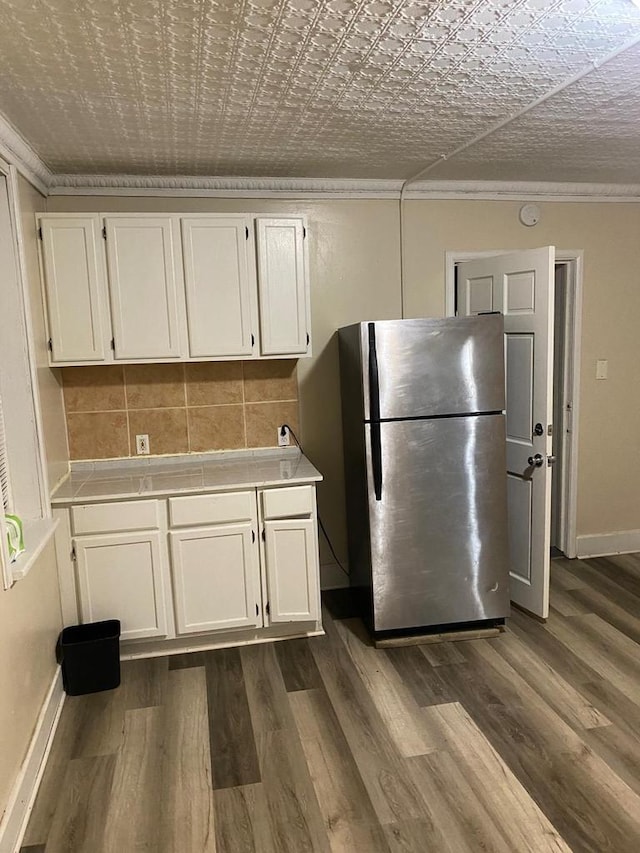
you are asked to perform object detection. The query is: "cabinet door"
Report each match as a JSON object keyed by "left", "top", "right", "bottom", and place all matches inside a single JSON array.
[
  {"left": 264, "top": 518, "right": 320, "bottom": 623},
  {"left": 170, "top": 523, "right": 262, "bottom": 635},
  {"left": 75, "top": 531, "right": 168, "bottom": 641},
  {"left": 255, "top": 218, "right": 309, "bottom": 356},
  {"left": 181, "top": 217, "right": 255, "bottom": 358},
  {"left": 105, "top": 217, "right": 183, "bottom": 359},
  {"left": 39, "top": 216, "right": 108, "bottom": 363}
]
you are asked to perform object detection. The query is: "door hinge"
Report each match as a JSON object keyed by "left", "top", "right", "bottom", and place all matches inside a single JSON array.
[
  {"left": 47, "top": 338, "right": 53, "bottom": 352},
  {"left": 110, "top": 338, "right": 115, "bottom": 351},
  {"left": 245, "top": 225, "right": 249, "bottom": 240},
  {"left": 252, "top": 529, "right": 255, "bottom": 543},
  {"left": 38, "top": 226, "right": 43, "bottom": 240},
  {"left": 102, "top": 225, "right": 107, "bottom": 240},
  {"left": 71, "top": 546, "right": 77, "bottom": 562},
  {"left": 266, "top": 602, "right": 270, "bottom": 616}
]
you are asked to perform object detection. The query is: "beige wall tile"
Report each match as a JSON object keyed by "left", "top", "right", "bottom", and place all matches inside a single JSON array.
[
  {"left": 128, "top": 408, "right": 188, "bottom": 456},
  {"left": 185, "top": 362, "right": 243, "bottom": 406},
  {"left": 243, "top": 359, "right": 298, "bottom": 403},
  {"left": 188, "top": 405, "right": 245, "bottom": 452},
  {"left": 67, "top": 411, "right": 129, "bottom": 459},
  {"left": 125, "top": 363, "right": 186, "bottom": 409},
  {"left": 245, "top": 401, "right": 299, "bottom": 448},
  {"left": 62, "top": 365, "right": 126, "bottom": 412}
]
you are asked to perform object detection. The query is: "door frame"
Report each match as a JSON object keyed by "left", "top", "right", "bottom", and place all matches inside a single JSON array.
[{"left": 444, "top": 249, "right": 583, "bottom": 559}]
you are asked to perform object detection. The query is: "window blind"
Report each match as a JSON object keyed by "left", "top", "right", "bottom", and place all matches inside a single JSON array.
[{"left": 0, "top": 391, "right": 12, "bottom": 514}]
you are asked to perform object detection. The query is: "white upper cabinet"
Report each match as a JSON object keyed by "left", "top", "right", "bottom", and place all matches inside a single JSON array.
[
  {"left": 105, "top": 216, "right": 184, "bottom": 360},
  {"left": 181, "top": 216, "right": 256, "bottom": 358},
  {"left": 37, "top": 212, "right": 311, "bottom": 364},
  {"left": 39, "top": 215, "right": 109, "bottom": 363},
  {"left": 256, "top": 218, "right": 310, "bottom": 356}
]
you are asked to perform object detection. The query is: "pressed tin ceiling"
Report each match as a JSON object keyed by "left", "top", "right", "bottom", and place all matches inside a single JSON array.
[{"left": 0, "top": 0, "right": 640, "bottom": 182}]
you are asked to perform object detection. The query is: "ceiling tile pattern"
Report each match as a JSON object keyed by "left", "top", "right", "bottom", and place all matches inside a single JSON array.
[
  {"left": 0, "top": 0, "right": 639, "bottom": 179},
  {"left": 427, "top": 39, "right": 640, "bottom": 182}
]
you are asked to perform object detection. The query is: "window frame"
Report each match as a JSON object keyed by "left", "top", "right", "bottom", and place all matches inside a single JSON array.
[{"left": 0, "top": 157, "right": 52, "bottom": 588}]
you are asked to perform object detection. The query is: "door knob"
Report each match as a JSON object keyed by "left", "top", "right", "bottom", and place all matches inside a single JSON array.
[{"left": 527, "top": 453, "right": 544, "bottom": 468}]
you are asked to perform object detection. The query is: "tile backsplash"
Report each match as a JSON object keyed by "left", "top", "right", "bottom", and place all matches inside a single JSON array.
[{"left": 62, "top": 361, "right": 299, "bottom": 460}]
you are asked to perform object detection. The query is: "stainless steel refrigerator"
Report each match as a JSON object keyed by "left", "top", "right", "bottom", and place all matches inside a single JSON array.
[{"left": 338, "top": 314, "right": 510, "bottom": 635}]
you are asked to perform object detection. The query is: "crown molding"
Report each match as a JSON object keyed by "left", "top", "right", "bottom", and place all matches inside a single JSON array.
[
  {"left": 403, "top": 180, "right": 640, "bottom": 202},
  {"left": 0, "top": 113, "right": 52, "bottom": 195},
  {"left": 46, "top": 174, "right": 640, "bottom": 201},
  {"left": 49, "top": 174, "right": 404, "bottom": 199}
]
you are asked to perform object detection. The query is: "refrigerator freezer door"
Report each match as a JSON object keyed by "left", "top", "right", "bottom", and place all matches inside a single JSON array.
[
  {"left": 365, "top": 315, "right": 505, "bottom": 421},
  {"left": 366, "top": 414, "right": 510, "bottom": 632}
]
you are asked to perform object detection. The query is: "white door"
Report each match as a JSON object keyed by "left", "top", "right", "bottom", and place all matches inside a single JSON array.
[
  {"left": 169, "top": 523, "right": 262, "bottom": 634},
  {"left": 181, "top": 217, "right": 256, "bottom": 358},
  {"left": 39, "top": 215, "right": 109, "bottom": 363},
  {"left": 263, "top": 518, "right": 320, "bottom": 623},
  {"left": 75, "top": 530, "right": 168, "bottom": 640},
  {"left": 104, "top": 217, "right": 183, "bottom": 360},
  {"left": 456, "top": 247, "right": 555, "bottom": 618},
  {"left": 255, "top": 218, "right": 310, "bottom": 356}
]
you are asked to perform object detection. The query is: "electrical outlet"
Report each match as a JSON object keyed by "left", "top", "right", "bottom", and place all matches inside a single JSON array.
[
  {"left": 277, "top": 426, "right": 290, "bottom": 447},
  {"left": 136, "top": 434, "right": 150, "bottom": 455}
]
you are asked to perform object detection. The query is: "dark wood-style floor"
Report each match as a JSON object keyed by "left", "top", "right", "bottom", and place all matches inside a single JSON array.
[{"left": 22, "top": 555, "right": 640, "bottom": 853}]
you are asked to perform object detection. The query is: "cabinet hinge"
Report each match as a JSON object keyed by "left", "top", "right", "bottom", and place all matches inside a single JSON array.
[
  {"left": 266, "top": 602, "right": 270, "bottom": 616},
  {"left": 252, "top": 529, "right": 255, "bottom": 543},
  {"left": 251, "top": 333, "right": 255, "bottom": 347},
  {"left": 71, "top": 546, "right": 76, "bottom": 562},
  {"left": 262, "top": 528, "right": 265, "bottom": 542},
  {"left": 306, "top": 333, "right": 310, "bottom": 346},
  {"left": 245, "top": 225, "right": 249, "bottom": 240},
  {"left": 256, "top": 603, "right": 259, "bottom": 616},
  {"left": 303, "top": 226, "right": 307, "bottom": 239},
  {"left": 47, "top": 338, "right": 53, "bottom": 352},
  {"left": 110, "top": 338, "right": 115, "bottom": 351},
  {"left": 102, "top": 225, "right": 107, "bottom": 240},
  {"left": 38, "top": 226, "right": 43, "bottom": 240}
]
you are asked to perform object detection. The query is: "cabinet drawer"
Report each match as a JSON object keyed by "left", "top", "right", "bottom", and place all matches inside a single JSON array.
[
  {"left": 262, "top": 485, "right": 314, "bottom": 519},
  {"left": 169, "top": 491, "right": 255, "bottom": 527},
  {"left": 72, "top": 500, "right": 160, "bottom": 535}
]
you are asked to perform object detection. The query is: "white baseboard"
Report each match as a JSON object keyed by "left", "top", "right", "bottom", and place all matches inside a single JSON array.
[
  {"left": 0, "top": 667, "right": 65, "bottom": 853},
  {"left": 575, "top": 530, "right": 640, "bottom": 559},
  {"left": 320, "top": 560, "right": 350, "bottom": 590}
]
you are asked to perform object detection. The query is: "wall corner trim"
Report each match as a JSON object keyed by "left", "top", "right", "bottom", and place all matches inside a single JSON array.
[
  {"left": 575, "top": 530, "right": 640, "bottom": 559},
  {"left": 0, "top": 667, "right": 64, "bottom": 853}
]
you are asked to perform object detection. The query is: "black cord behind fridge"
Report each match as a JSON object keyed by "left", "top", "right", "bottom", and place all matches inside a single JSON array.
[{"left": 280, "top": 424, "right": 350, "bottom": 578}]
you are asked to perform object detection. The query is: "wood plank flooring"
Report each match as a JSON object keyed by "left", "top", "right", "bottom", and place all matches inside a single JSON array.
[{"left": 22, "top": 554, "right": 640, "bottom": 852}]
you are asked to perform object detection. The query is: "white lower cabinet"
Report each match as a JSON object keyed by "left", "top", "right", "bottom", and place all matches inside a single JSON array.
[
  {"left": 263, "top": 518, "right": 320, "bottom": 623},
  {"left": 69, "top": 481, "right": 321, "bottom": 649},
  {"left": 75, "top": 530, "right": 168, "bottom": 641},
  {"left": 170, "top": 523, "right": 262, "bottom": 635}
]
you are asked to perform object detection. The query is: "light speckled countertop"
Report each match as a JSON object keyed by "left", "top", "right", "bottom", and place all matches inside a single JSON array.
[{"left": 51, "top": 448, "right": 322, "bottom": 505}]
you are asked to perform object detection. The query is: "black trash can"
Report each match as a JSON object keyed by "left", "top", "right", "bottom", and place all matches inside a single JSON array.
[{"left": 56, "top": 619, "right": 121, "bottom": 696}]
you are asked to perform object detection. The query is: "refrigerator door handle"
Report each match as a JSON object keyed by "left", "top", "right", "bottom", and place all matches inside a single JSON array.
[
  {"left": 368, "top": 322, "right": 383, "bottom": 500},
  {"left": 370, "top": 420, "right": 383, "bottom": 500},
  {"left": 368, "top": 322, "right": 381, "bottom": 422}
]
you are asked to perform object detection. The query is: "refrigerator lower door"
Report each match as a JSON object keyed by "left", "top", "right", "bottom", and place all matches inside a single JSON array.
[{"left": 365, "top": 414, "right": 509, "bottom": 632}]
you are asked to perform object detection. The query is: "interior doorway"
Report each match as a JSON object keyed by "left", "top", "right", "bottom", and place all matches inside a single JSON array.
[{"left": 446, "top": 249, "right": 582, "bottom": 560}]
